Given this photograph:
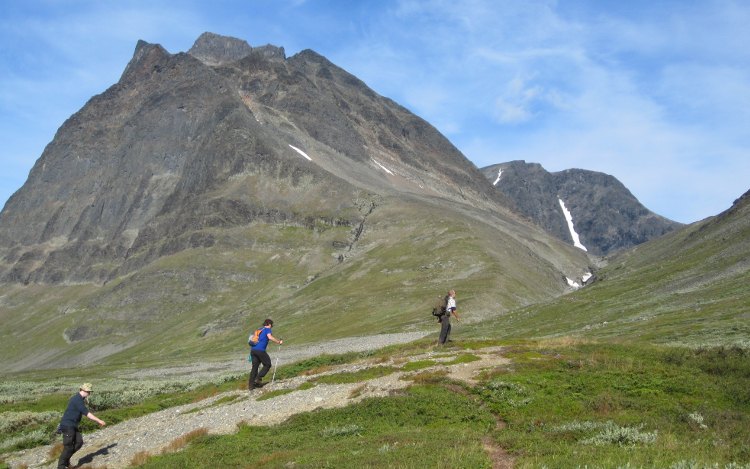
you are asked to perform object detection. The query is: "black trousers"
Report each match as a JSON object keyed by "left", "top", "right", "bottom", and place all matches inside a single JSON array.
[
  {"left": 438, "top": 316, "right": 451, "bottom": 344},
  {"left": 58, "top": 426, "right": 83, "bottom": 469},
  {"left": 250, "top": 349, "right": 272, "bottom": 385}
]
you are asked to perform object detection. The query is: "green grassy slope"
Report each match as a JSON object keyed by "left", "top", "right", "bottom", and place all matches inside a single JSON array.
[
  {"left": 3, "top": 191, "right": 747, "bottom": 467},
  {"left": 0, "top": 195, "right": 588, "bottom": 372},
  {"left": 469, "top": 191, "right": 750, "bottom": 346}
]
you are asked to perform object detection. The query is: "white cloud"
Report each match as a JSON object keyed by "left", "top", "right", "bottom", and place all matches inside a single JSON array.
[
  {"left": 393, "top": 0, "right": 749, "bottom": 223},
  {"left": 492, "top": 75, "right": 547, "bottom": 124}
]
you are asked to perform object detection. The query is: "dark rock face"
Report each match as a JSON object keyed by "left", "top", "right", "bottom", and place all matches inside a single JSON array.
[
  {"left": 0, "top": 33, "right": 507, "bottom": 285},
  {"left": 187, "top": 32, "right": 285, "bottom": 65},
  {"left": 481, "top": 161, "right": 683, "bottom": 255}
]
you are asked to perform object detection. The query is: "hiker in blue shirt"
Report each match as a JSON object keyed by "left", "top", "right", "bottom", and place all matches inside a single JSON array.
[
  {"left": 249, "top": 319, "right": 283, "bottom": 390},
  {"left": 57, "top": 383, "right": 106, "bottom": 469}
]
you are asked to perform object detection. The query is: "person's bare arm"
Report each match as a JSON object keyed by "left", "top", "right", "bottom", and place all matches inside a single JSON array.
[
  {"left": 86, "top": 412, "right": 105, "bottom": 426},
  {"left": 267, "top": 333, "right": 283, "bottom": 345}
]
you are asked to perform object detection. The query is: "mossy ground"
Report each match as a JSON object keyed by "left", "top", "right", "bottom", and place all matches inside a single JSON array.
[
  {"left": 4, "top": 340, "right": 747, "bottom": 468},
  {"left": 126, "top": 341, "right": 750, "bottom": 468}
]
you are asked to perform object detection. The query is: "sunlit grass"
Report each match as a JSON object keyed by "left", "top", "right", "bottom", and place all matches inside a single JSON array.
[
  {"left": 123, "top": 341, "right": 750, "bottom": 468},
  {"left": 3, "top": 340, "right": 749, "bottom": 468}
]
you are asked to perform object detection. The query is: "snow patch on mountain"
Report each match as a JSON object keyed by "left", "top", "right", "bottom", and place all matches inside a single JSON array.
[
  {"left": 558, "top": 198, "right": 588, "bottom": 252},
  {"left": 289, "top": 144, "right": 312, "bottom": 161},
  {"left": 566, "top": 271, "right": 595, "bottom": 290},
  {"left": 566, "top": 277, "right": 581, "bottom": 289},
  {"left": 371, "top": 158, "right": 394, "bottom": 175},
  {"left": 492, "top": 169, "right": 503, "bottom": 186}
]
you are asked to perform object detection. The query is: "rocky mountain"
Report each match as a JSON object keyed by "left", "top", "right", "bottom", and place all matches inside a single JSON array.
[
  {"left": 480, "top": 161, "right": 683, "bottom": 256},
  {"left": 473, "top": 186, "right": 750, "bottom": 345},
  {"left": 0, "top": 33, "right": 590, "bottom": 372},
  {"left": 0, "top": 32, "right": 514, "bottom": 285}
]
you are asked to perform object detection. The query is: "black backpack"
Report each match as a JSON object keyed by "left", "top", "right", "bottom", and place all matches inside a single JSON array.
[{"left": 431, "top": 295, "right": 449, "bottom": 318}]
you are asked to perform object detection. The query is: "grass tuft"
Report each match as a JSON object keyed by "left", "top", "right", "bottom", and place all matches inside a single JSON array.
[
  {"left": 130, "top": 450, "right": 151, "bottom": 466},
  {"left": 406, "top": 369, "right": 449, "bottom": 384},
  {"left": 579, "top": 423, "right": 657, "bottom": 446},
  {"left": 161, "top": 427, "right": 208, "bottom": 454},
  {"left": 256, "top": 389, "right": 294, "bottom": 401},
  {"left": 47, "top": 441, "right": 63, "bottom": 460},
  {"left": 445, "top": 353, "right": 481, "bottom": 365},
  {"left": 400, "top": 359, "right": 436, "bottom": 371},
  {"left": 320, "top": 424, "right": 362, "bottom": 438},
  {"left": 349, "top": 385, "right": 366, "bottom": 399},
  {"left": 313, "top": 366, "right": 396, "bottom": 385}
]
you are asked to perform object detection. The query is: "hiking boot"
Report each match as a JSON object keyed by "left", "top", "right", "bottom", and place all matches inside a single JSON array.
[{"left": 254, "top": 381, "right": 266, "bottom": 388}]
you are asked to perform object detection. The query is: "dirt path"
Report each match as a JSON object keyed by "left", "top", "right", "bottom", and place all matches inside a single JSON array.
[{"left": 6, "top": 343, "right": 512, "bottom": 469}]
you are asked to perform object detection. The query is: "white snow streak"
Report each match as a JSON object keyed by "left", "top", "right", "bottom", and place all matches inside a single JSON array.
[
  {"left": 371, "top": 158, "right": 394, "bottom": 175},
  {"left": 558, "top": 198, "right": 588, "bottom": 252},
  {"left": 492, "top": 169, "right": 503, "bottom": 186},
  {"left": 289, "top": 144, "right": 312, "bottom": 161},
  {"left": 566, "top": 271, "right": 593, "bottom": 290},
  {"left": 566, "top": 277, "right": 581, "bottom": 289}
]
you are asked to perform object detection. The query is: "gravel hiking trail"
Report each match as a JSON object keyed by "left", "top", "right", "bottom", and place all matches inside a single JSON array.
[{"left": 6, "top": 334, "right": 513, "bottom": 469}]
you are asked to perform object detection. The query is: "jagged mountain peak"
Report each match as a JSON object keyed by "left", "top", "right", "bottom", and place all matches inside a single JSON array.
[
  {"left": 0, "top": 32, "right": 530, "bottom": 285},
  {"left": 188, "top": 32, "right": 285, "bottom": 66},
  {"left": 120, "top": 40, "right": 171, "bottom": 82}
]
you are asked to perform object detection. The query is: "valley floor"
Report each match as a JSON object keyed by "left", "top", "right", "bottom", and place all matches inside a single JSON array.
[
  {"left": 5, "top": 337, "right": 748, "bottom": 468},
  {"left": 7, "top": 333, "right": 514, "bottom": 469},
  {"left": 119, "top": 331, "right": 431, "bottom": 380}
]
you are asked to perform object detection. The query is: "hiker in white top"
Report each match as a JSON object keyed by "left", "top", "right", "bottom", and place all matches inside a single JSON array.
[{"left": 438, "top": 289, "right": 460, "bottom": 345}]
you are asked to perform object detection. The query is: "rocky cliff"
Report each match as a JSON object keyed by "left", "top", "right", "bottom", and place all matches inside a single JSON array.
[
  {"left": 0, "top": 33, "right": 512, "bottom": 285},
  {"left": 481, "top": 161, "right": 683, "bottom": 255}
]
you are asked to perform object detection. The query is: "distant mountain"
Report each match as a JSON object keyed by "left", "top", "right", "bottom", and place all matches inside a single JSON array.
[
  {"left": 481, "top": 161, "right": 683, "bottom": 255},
  {"left": 0, "top": 33, "right": 589, "bottom": 371},
  {"left": 474, "top": 187, "right": 750, "bottom": 346}
]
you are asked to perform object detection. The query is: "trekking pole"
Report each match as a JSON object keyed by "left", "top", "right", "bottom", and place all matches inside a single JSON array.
[{"left": 271, "top": 343, "right": 281, "bottom": 385}]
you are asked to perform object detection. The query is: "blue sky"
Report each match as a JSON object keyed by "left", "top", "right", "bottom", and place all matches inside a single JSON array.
[{"left": 1, "top": 1, "right": 748, "bottom": 224}]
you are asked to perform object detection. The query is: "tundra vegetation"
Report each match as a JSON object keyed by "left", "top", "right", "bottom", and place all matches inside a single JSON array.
[
  {"left": 1, "top": 339, "right": 748, "bottom": 468},
  {"left": 2, "top": 199, "right": 749, "bottom": 467},
  {"left": 3, "top": 212, "right": 750, "bottom": 465}
]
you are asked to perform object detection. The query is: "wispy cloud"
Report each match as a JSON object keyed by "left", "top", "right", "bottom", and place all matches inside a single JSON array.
[{"left": 335, "top": 0, "right": 750, "bottom": 222}]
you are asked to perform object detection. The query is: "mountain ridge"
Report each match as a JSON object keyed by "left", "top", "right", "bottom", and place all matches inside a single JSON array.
[
  {"left": 1, "top": 34, "right": 527, "bottom": 286},
  {"left": 471, "top": 185, "right": 750, "bottom": 346},
  {"left": 481, "top": 160, "right": 682, "bottom": 255},
  {"left": 0, "top": 33, "right": 590, "bottom": 371}
]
